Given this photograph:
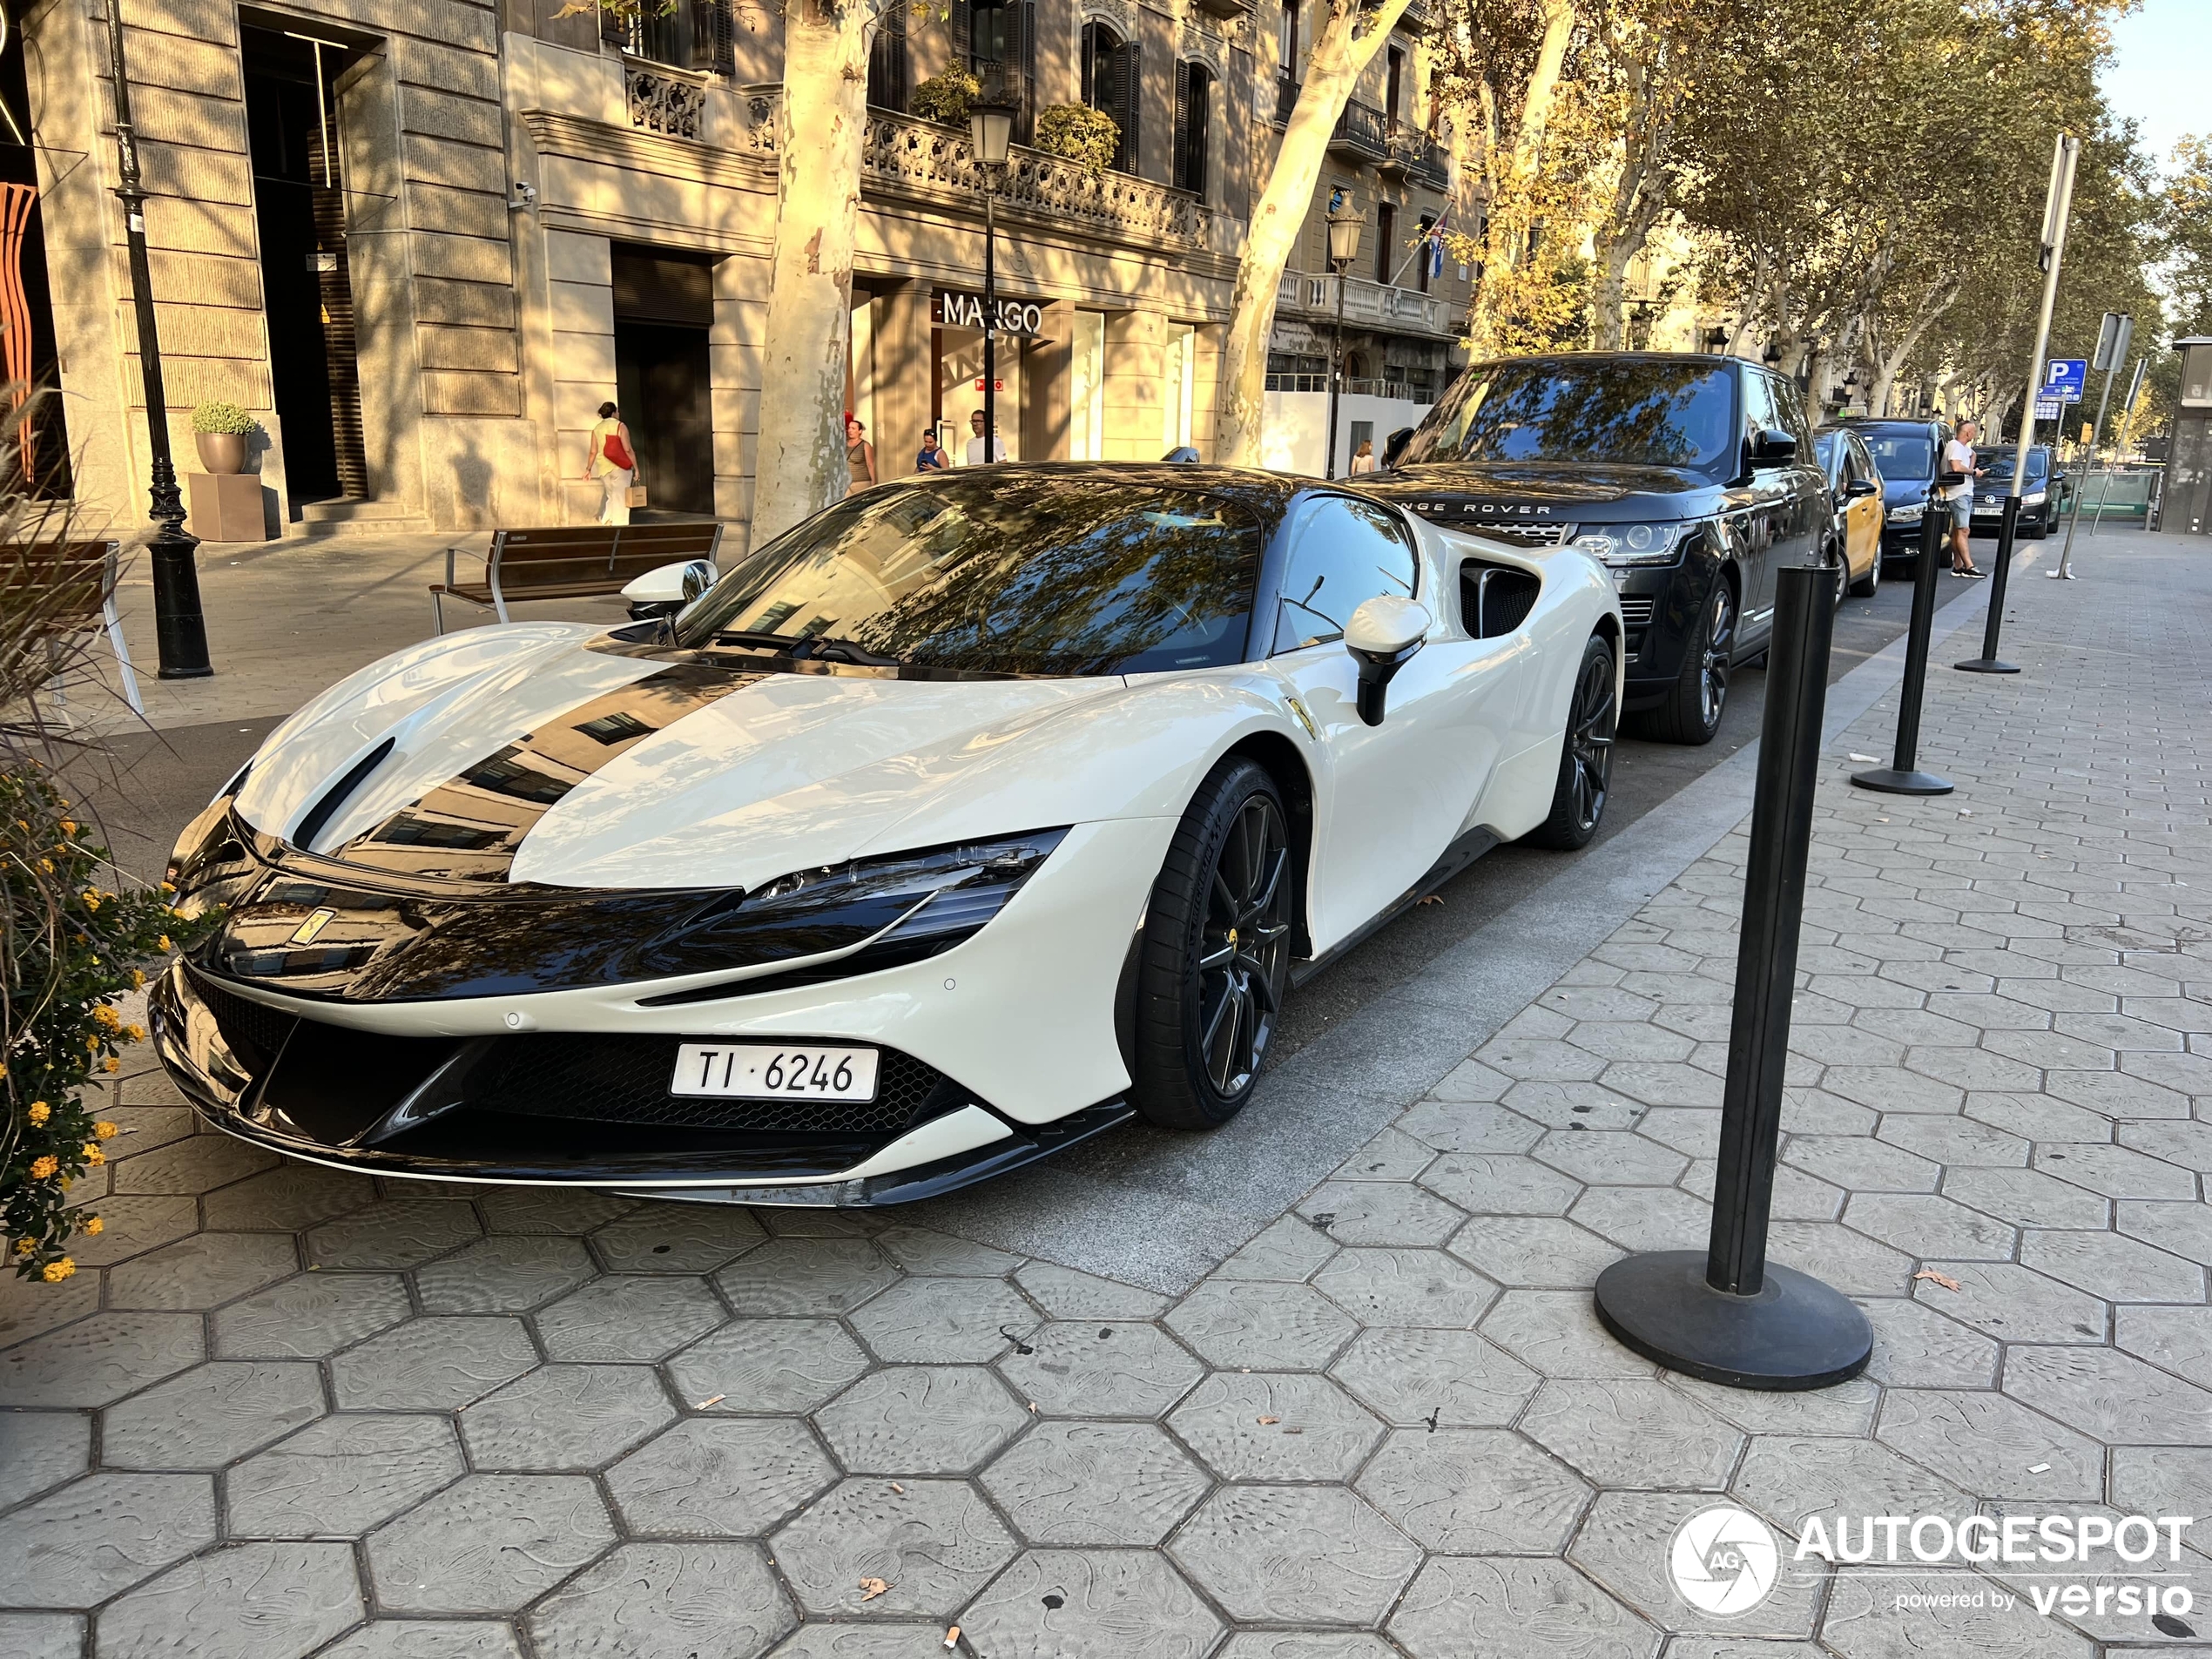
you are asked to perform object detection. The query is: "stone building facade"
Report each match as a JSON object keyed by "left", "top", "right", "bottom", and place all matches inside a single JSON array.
[{"left": 18, "top": 0, "right": 1460, "bottom": 545}]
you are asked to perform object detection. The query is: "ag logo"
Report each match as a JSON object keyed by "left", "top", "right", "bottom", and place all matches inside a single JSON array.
[{"left": 1669, "top": 1506, "right": 1779, "bottom": 1615}]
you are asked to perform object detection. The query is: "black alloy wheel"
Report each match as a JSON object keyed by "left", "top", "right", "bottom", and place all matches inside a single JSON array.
[
  {"left": 1130, "top": 759, "right": 1294, "bottom": 1130},
  {"left": 1525, "top": 632, "right": 1617, "bottom": 850},
  {"left": 1633, "top": 575, "right": 1735, "bottom": 745}
]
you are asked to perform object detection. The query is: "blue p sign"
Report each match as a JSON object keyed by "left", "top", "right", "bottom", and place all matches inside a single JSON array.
[{"left": 2043, "top": 359, "right": 2088, "bottom": 402}]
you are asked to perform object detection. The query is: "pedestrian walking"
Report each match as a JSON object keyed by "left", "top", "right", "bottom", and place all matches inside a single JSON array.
[
  {"left": 916, "top": 426, "right": 949, "bottom": 471},
  {"left": 965, "top": 408, "right": 1008, "bottom": 465},
  {"left": 1349, "top": 438, "right": 1379, "bottom": 475},
  {"left": 846, "top": 415, "right": 877, "bottom": 495},
  {"left": 585, "top": 401, "right": 635, "bottom": 527},
  {"left": 1943, "top": 418, "right": 1986, "bottom": 577}
]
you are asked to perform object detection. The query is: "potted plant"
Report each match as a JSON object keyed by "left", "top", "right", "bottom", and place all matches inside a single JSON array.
[
  {"left": 189, "top": 401, "right": 257, "bottom": 475},
  {"left": 1034, "top": 105, "right": 1119, "bottom": 175},
  {"left": 910, "top": 67, "right": 980, "bottom": 128}
]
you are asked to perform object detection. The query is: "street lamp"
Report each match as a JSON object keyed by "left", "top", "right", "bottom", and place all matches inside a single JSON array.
[
  {"left": 104, "top": 0, "right": 211, "bottom": 677},
  {"left": 968, "top": 95, "right": 1016, "bottom": 465},
  {"left": 1325, "top": 202, "right": 1364, "bottom": 481}
]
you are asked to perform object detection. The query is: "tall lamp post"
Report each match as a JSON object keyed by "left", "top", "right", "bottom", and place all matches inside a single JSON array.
[
  {"left": 968, "top": 96, "right": 1016, "bottom": 465},
  {"left": 1324, "top": 202, "right": 1363, "bottom": 480},
  {"left": 104, "top": 0, "right": 211, "bottom": 677}
]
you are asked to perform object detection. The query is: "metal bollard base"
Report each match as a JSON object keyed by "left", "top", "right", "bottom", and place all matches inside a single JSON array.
[
  {"left": 1953, "top": 658, "right": 2020, "bottom": 674},
  {"left": 1594, "top": 1250, "right": 1872, "bottom": 1392},
  {"left": 1850, "top": 766, "right": 1953, "bottom": 796}
]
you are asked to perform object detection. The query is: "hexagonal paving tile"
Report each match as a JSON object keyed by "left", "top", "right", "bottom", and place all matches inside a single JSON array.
[
  {"left": 0, "top": 1614, "right": 79, "bottom": 1659},
  {"left": 765, "top": 1627, "right": 948, "bottom": 1656},
  {"left": 590, "top": 1204, "right": 765, "bottom": 1271},
  {"left": 998, "top": 1320, "right": 1206, "bottom": 1418},
  {"left": 1163, "top": 1281, "right": 1356, "bottom": 1371},
  {"left": 664, "top": 1319, "right": 870, "bottom": 1414},
  {"left": 212, "top": 1273, "right": 412, "bottom": 1359},
  {"left": 769, "top": 1478, "right": 1015, "bottom": 1619},
  {"left": 712, "top": 1238, "right": 899, "bottom": 1315},
  {"left": 533, "top": 1274, "right": 725, "bottom": 1362},
  {"left": 1569, "top": 1184, "right": 1718, "bottom": 1254},
  {"left": 526, "top": 1541, "right": 794, "bottom": 1659},
  {"left": 458, "top": 1364, "right": 675, "bottom": 1471},
  {"left": 1167, "top": 1372, "right": 1382, "bottom": 1482},
  {"left": 1942, "top": 1168, "right": 2111, "bottom": 1230},
  {"left": 226, "top": 1413, "right": 463, "bottom": 1539},
  {"left": 1355, "top": 1426, "right": 1589, "bottom": 1553},
  {"left": 330, "top": 1316, "right": 540, "bottom": 1411},
  {"left": 1213, "top": 1215, "right": 1339, "bottom": 1282},
  {"left": 0, "top": 1409, "right": 90, "bottom": 1510},
  {"left": 472, "top": 1187, "right": 636, "bottom": 1236},
  {"left": 978, "top": 1420, "right": 1207, "bottom": 1546},
  {"left": 1731, "top": 1435, "right": 1971, "bottom": 1534},
  {"left": 1328, "top": 1326, "right": 1540, "bottom": 1427},
  {"left": 605, "top": 1416, "right": 838, "bottom": 1537},
  {"left": 0, "top": 1310, "right": 204, "bottom": 1408},
  {"left": 1519, "top": 1377, "right": 1744, "bottom": 1489},
  {"left": 92, "top": 1540, "right": 362, "bottom": 1659},
  {"left": 959, "top": 1549, "right": 1222, "bottom": 1659},
  {"left": 1012, "top": 1261, "right": 1169, "bottom": 1320},
  {"left": 414, "top": 1235, "right": 597, "bottom": 1313},
  {"left": 101, "top": 1360, "right": 324, "bottom": 1471},
  {"left": 1873, "top": 1388, "right": 2104, "bottom": 1501},
  {"left": 1418, "top": 1152, "right": 1585, "bottom": 1216},
  {"left": 2033, "top": 1142, "right": 2197, "bottom": 1200},
  {"left": 1480, "top": 1290, "right": 1655, "bottom": 1379},
  {"left": 199, "top": 1165, "right": 375, "bottom": 1231},
  {"left": 1820, "top": 1568, "right": 2093, "bottom": 1658},
  {"left": 1447, "top": 1213, "right": 1623, "bottom": 1288},
  {"left": 103, "top": 1232, "right": 300, "bottom": 1311},
  {"left": 1909, "top": 1262, "right": 2107, "bottom": 1344},
  {"left": 1841, "top": 1192, "right": 2020, "bottom": 1260},
  {"left": 319, "top": 1622, "right": 523, "bottom": 1657},
  {"left": 306, "top": 1198, "right": 482, "bottom": 1270},
  {"left": 0, "top": 1473, "right": 216, "bottom": 1608},
  {"left": 1395, "top": 1097, "right": 1544, "bottom": 1154},
  {"left": 846, "top": 1276, "right": 1037, "bottom": 1364},
  {"left": 2114, "top": 1305, "right": 2212, "bottom": 1389},
  {"left": 813, "top": 1365, "right": 1025, "bottom": 1475},
  {"left": 366, "top": 1474, "right": 615, "bottom": 1614},
  {"left": 872, "top": 1225, "right": 1022, "bottom": 1277},
  {"left": 1572, "top": 1488, "right": 1826, "bottom": 1637},
  {"left": 2002, "top": 1345, "right": 2212, "bottom": 1445},
  {"left": 108, "top": 1132, "right": 278, "bottom": 1195},
  {"left": 42, "top": 1194, "right": 195, "bottom": 1272},
  {"left": 1534, "top": 1129, "right": 1689, "bottom": 1187},
  {"left": 1312, "top": 1246, "right": 1499, "bottom": 1327},
  {"left": 1214, "top": 1638, "right": 1400, "bottom": 1659},
  {"left": 2018, "top": 1227, "right": 2207, "bottom": 1303},
  {"left": 1296, "top": 1181, "right": 1465, "bottom": 1246},
  {"left": 1169, "top": 1486, "right": 1419, "bottom": 1624},
  {"left": 1858, "top": 1296, "right": 1999, "bottom": 1390}
]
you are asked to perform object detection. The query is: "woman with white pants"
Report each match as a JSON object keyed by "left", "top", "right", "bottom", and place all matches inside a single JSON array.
[{"left": 585, "top": 401, "right": 635, "bottom": 526}]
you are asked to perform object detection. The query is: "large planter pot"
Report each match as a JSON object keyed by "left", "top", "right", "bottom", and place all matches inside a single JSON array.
[{"left": 194, "top": 431, "right": 246, "bottom": 475}]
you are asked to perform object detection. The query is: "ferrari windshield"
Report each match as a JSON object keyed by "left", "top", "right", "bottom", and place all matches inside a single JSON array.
[
  {"left": 1399, "top": 359, "right": 1737, "bottom": 471},
  {"left": 672, "top": 475, "right": 1264, "bottom": 676}
]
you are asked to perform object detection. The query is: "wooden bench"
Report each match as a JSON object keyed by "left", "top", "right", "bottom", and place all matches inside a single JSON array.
[
  {"left": 429, "top": 522, "right": 726, "bottom": 634},
  {"left": 1, "top": 538, "right": 141, "bottom": 716}
]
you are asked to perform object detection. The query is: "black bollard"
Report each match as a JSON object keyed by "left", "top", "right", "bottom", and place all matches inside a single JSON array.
[
  {"left": 1594, "top": 565, "right": 1873, "bottom": 1390},
  {"left": 1954, "top": 495, "right": 2022, "bottom": 675},
  {"left": 1851, "top": 474, "right": 1958, "bottom": 796}
]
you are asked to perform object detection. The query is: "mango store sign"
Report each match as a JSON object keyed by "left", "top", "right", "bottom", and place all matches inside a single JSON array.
[{"left": 934, "top": 290, "right": 1046, "bottom": 338}]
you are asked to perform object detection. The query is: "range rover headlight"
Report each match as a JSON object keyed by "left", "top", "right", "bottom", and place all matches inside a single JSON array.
[{"left": 1572, "top": 522, "right": 1690, "bottom": 568}]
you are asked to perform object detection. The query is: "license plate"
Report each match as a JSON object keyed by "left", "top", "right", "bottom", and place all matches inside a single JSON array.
[{"left": 671, "top": 1042, "right": 879, "bottom": 1101}]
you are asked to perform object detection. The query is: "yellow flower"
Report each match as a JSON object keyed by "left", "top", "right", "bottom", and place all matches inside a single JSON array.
[
  {"left": 57, "top": 1176, "right": 71, "bottom": 1190},
  {"left": 124, "top": 1025, "right": 145, "bottom": 1044},
  {"left": 28, "top": 1155, "right": 57, "bottom": 1179},
  {"left": 94, "top": 1122, "right": 117, "bottom": 1140},
  {"left": 130, "top": 969, "right": 146, "bottom": 989},
  {"left": 26, "top": 1101, "right": 49, "bottom": 1126},
  {"left": 157, "top": 935, "right": 172, "bottom": 953},
  {"left": 86, "top": 1035, "right": 102, "bottom": 1052},
  {"left": 94, "top": 1006, "right": 120, "bottom": 1030},
  {"left": 83, "top": 1216, "right": 104, "bottom": 1236},
  {"left": 82, "top": 892, "right": 100, "bottom": 911},
  {"left": 102, "top": 1058, "right": 118, "bottom": 1073},
  {"left": 160, "top": 880, "right": 176, "bottom": 894},
  {"left": 59, "top": 819, "right": 76, "bottom": 835},
  {"left": 41, "top": 1258, "right": 75, "bottom": 1283},
  {"left": 37, "top": 858, "right": 51, "bottom": 873},
  {"left": 11, "top": 1238, "right": 31, "bottom": 1256},
  {"left": 81, "top": 1145, "right": 105, "bottom": 1167}
]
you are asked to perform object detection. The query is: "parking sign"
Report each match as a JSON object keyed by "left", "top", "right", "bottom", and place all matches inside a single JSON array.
[{"left": 2043, "top": 358, "right": 2087, "bottom": 403}]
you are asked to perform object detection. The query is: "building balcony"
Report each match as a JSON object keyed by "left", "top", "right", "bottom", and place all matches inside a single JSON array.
[
  {"left": 1276, "top": 269, "right": 1455, "bottom": 337},
  {"left": 1275, "top": 75, "right": 1300, "bottom": 126},
  {"left": 1194, "top": 0, "right": 1254, "bottom": 17},
  {"left": 1384, "top": 130, "right": 1451, "bottom": 191},
  {"left": 1328, "top": 98, "right": 1390, "bottom": 164}
]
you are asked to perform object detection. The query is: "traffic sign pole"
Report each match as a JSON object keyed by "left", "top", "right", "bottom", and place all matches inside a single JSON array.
[{"left": 2055, "top": 314, "right": 2131, "bottom": 580}]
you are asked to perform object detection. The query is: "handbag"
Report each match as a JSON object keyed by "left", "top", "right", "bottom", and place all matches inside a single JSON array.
[{"left": 626, "top": 475, "right": 649, "bottom": 509}]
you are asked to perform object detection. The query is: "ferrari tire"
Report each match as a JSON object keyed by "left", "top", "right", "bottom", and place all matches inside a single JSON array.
[
  {"left": 1522, "top": 632, "right": 1616, "bottom": 851},
  {"left": 1629, "top": 573, "right": 1733, "bottom": 746},
  {"left": 1130, "top": 758, "right": 1293, "bottom": 1130},
  {"left": 1849, "top": 546, "right": 1879, "bottom": 597}
]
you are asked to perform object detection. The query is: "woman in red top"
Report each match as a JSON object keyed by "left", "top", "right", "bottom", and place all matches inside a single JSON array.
[{"left": 586, "top": 401, "right": 636, "bottom": 526}]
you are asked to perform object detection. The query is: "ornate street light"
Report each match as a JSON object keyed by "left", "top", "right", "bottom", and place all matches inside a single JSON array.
[
  {"left": 1325, "top": 201, "right": 1364, "bottom": 481},
  {"left": 104, "top": 0, "right": 211, "bottom": 676},
  {"left": 968, "top": 96, "right": 1017, "bottom": 465}
]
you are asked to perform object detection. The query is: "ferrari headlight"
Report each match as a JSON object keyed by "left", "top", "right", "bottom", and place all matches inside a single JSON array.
[{"left": 1573, "top": 522, "right": 1689, "bottom": 568}]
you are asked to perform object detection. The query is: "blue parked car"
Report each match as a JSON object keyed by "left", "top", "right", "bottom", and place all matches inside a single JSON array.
[{"left": 1834, "top": 418, "right": 1947, "bottom": 564}]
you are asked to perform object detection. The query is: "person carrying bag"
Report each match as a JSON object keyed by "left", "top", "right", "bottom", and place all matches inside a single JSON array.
[{"left": 587, "top": 401, "right": 639, "bottom": 526}]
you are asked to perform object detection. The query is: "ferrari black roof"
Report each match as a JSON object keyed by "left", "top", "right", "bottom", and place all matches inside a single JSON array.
[{"left": 927, "top": 460, "right": 1319, "bottom": 516}]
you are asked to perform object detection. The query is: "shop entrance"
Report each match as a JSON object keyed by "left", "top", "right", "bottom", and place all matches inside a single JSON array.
[
  {"left": 611, "top": 246, "right": 716, "bottom": 516},
  {"left": 244, "top": 24, "right": 370, "bottom": 506}
]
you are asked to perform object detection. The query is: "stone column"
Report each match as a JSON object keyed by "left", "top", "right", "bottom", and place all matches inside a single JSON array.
[
  {"left": 871, "top": 284, "right": 934, "bottom": 480},
  {"left": 1023, "top": 299, "right": 1075, "bottom": 462},
  {"left": 1103, "top": 307, "right": 1165, "bottom": 461}
]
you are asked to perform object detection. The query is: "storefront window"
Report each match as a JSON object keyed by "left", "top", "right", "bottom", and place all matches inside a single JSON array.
[
  {"left": 1071, "top": 311, "right": 1106, "bottom": 461},
  {"left": 1163, "top": 324, "right": 1197, "bottom": 454}
]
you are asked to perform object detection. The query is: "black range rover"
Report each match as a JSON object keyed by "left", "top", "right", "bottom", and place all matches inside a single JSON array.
[{"left": 1359, "top": 353, "right": 1828, "bottom": 743}]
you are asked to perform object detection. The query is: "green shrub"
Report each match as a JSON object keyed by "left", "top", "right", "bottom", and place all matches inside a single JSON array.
[
  {"left": 1034, "top": 104, "right": 1119, "bottom": 175},
  {"left": 189, "top": 401, "right": 256, "bottom": 436},
  {"left": 911, "top": 67, "right": 981, "bottom": 128}
]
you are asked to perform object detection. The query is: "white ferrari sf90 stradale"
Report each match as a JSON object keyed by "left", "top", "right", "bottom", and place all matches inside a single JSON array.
[{"left": 154, "top": 464, "right": 1620, "bottom": 1204}]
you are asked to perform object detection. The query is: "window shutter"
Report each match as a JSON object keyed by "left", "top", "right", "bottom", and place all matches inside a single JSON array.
[
  {"left": 1081, "top": 22, "right": 1096, "bottom": 106},
  {"left": 868, "top": 0, "right": 907, "bottom": 110},
  {"left": 602, "top": 0, "right": 624, "bottom": 47},
  {"left": 699, "top": 0, "right": 737, "bottom": 77},
  {"left": 1173, "top": 62, "right": 1190, "bottom": 191},
  {"left": 1019, "top": 0, "right": 1036, "bottom": 140},
  {"left": 951, "top": 0, "right": 972, "bottom": 65},
  {"left": 1189, "top": 66, "right": 1209, "bottom": 197},
  {"left": 1119, "top": 37, "right": 1141, "bottom": 174}
]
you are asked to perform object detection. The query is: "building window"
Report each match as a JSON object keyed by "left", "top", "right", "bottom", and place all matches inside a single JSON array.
[
  {"left": 1375, "top": 200, "right": 1396, "bottom": 286},
  {"left": 1071, "top": 311, "right": 1106, "bottom": 460},
  {"left": 1163, "top": 323, "right": 1197, "bottom": 451},
  {"left": 610, "top": 0, "right": 736, "bottom": 76},
  {"left": 1081, "top": 21, "right": 1140, "bottom": 174},
  {"left": 868, "top": 0, "right": 907, "bottom": 111},
  {"left": 1386, "top": 46, "right": 1404, "bottom": 133},
  {"left": 1173, "top": 62, "right": 1211, "bottom": 196},
  {"left": 1275, "top": 0, "right": 1298, "bottom": 122},
  {"left": 961, "top": 0, "right": 1036, "bottom": 139},
  {"left": 1414, "top": 213, "right": 1434, "bottom": 293}
]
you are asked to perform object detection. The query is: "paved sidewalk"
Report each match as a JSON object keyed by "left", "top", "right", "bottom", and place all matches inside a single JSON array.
[{"left": 3, "top": 536, "right": 2209, "bottom": 1658}]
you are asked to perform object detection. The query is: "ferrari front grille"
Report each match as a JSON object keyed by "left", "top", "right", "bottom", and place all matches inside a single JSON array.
[{"left": 197, "top": 972, "right": 300, "bottom": 1068}]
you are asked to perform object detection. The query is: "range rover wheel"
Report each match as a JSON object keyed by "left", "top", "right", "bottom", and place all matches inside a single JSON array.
[
  {"left": 1523, "top": 632, "right": 1616, "bottom": 851},
  {"left": 1632, "top": 575, "right": 1734, "bottom": 746},
  {"left": 1130, "top": 759, "right": 1293, "bottom": 1130}
]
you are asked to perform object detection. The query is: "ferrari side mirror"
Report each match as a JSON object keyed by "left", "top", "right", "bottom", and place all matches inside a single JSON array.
[
  {"left": 1344, "top": 596, "right": 1432, "bottom": 726},
  {"left": 622, "top": 558, "right": 718, "bottom": 621}
]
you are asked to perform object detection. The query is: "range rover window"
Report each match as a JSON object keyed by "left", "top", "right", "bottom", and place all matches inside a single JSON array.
[
  {"left": 1271, "top": 496, "right": 1418, "bottom": 653},
  {"left": 673, "top": 475, "right": 1264, "bottom": 676},
  {"left": 1399, "top": 359, "right": 1738, "bottom": 472},
  {"left": 1742, "top": 372, "right": 1784, "bottom": 449}
]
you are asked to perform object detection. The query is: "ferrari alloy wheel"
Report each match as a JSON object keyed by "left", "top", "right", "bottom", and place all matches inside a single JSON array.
[
  {"left": 1131, "top": 758, "right": 1293, "bottom": 1130},
  {"left": 1635, "top": 576, "right": 1733, "bottom": 745},
  {"left": 1525, "top": 633, "right": 1616, "bottom": 850}
]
